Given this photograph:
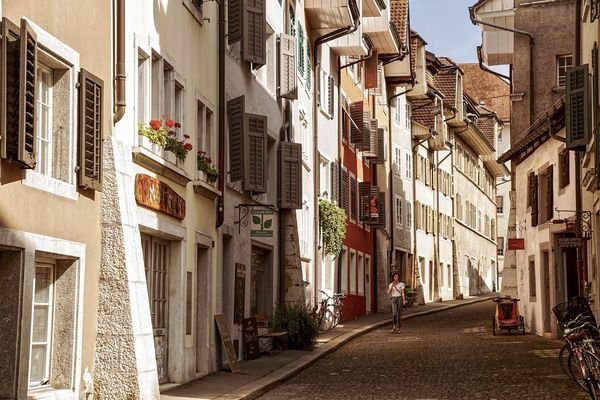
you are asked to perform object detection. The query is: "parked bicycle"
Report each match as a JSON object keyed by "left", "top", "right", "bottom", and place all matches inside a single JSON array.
[
  {"left": 330, "top": 292, "right": 346, "bottom": 327},
  {"left": 315, "top": 290, "right": 334, "bottom": 333},
  {"left": 553, "top": 297, "right": 600, "bottom": 399}
]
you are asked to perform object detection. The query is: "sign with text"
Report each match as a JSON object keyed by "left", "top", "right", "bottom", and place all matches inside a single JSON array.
[
  {"left": 507, "top": 238, "right": 525, "bottom": 250},
  {"left": 234, "top": 263, "right": 245, "bottom": 324},
  {"left": 558, "top": 237, "right": 583, "bottom": 248},
  {"left": 242, "top": 317, "right": 260, "bottom": 360},
  {"left": 134, "top": 174, "right": 185, "bottom": 219},
  {"left": 214, "top": 314, "right": 241, "bottom": 372},
  {"left": 250, "top": 209, "right": 274, "bottom": 237}
]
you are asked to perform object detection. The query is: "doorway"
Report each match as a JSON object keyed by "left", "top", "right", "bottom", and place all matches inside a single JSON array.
[
  {"left": 542, "top": 251, "right": 551, "bottom": 333},
  {"left": 196, "top": 244, "right": 211, "bottom": 374}
]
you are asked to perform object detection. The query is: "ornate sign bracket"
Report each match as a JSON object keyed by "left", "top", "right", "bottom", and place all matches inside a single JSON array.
[
  {"left": 234, "top": 203, "right": 276, "bottom": 234},
  {"left": 553, "top": 208, "right": 593, "bottom": 239}
]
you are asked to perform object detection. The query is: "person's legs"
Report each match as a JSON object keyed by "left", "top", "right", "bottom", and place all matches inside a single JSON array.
[
  {"left": 396, "top": 300, "right": 403, "bottom": 331},
  {"left": 391, "top": 298, "right": 399, "bottom": 331}
]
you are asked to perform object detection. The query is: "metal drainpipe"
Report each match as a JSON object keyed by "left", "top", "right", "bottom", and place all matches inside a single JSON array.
[
  {"left": 216, "top": 0, "right": 225, "bottom": 229},
  {"left": 469, "top": 6, "right": 534, "bottom": 127},
  {"left": 387, "top": 86, "right": 414, "bottom": 280},
  {"left": 312, "top": 20, "right": 360, "bottom": 306},
  {"left": 114, "top": 0, "right": 126, "bottom": 123}
]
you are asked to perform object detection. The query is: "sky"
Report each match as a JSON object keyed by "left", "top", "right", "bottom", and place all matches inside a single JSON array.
[{"left": 409, "top": 0, "right": 482, "bottom": 64}]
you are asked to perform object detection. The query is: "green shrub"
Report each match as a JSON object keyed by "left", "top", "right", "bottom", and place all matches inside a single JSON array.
[{"left": 270, "top": 303, "right": 318, "bottom": 350}]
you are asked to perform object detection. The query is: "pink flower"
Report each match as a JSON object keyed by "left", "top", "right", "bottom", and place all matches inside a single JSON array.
[
  {"left": 166, "top": 119, "right": 175, "bottom": 128},
  {"left": 184, "top": 143, "right": 193, "bottom": 151},
  {"left": 149, "top": 119, "right": 162, "bottom": 130},
  {"left": 174, "top": 122, "right": 181, "bottom": 128},
  {"left": 183, "top": 134, "right": 190, "bottom": 139}
]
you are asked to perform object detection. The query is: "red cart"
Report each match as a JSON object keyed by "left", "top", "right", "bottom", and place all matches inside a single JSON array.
[{"left": 492, "top": 296, "right": 525, "bottom": 335}]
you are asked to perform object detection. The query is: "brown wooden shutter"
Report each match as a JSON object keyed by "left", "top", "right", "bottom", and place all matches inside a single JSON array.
[
  {"left": 530, "top": 173, "right": 539, "bottom": 227},
  {"left": 358, "top": 181, "right": 370, "bottom": 222},
  {"left": 373, "top": 128, "right": 385, "bottom": 164},
  {"left": 369, "top": 63, "right": 383, "bottom": 96},
  {"left": 349, "top": 175, "right": 357, "bottom": 220},
  {"left": 279, "top": 141, "right": 302, "bottom": 209},
  {"left": 357, "top": 111, "right": 371, "bottom": 151},
  {"left": 559, "top": 148, "right": 570, "bottom": 188},
  {"left": 228, "top": 0, "right": 243, "bottom": 44},
  {"left": 373, "top": 191, "right": 385, "bottom": 228},
  {"left": 243, "top": 113, "right": 267, "bottom": 192},
  {"left": 18, "top": 19, "right": 37, "bottom": 168},
  {"left": 1, "top": 18, "right": 20, "bottom": 160},
  {"left": 330, "top": 161, "right": 340, "bottom": 203},
  {"left": 546, "top": 165, "right": 553, "bottom": 223},
  {"left": 78, "top": 69, "right": 103, "bottom": 191},
  {"left": 227, "top": 96, "right": 245, "bottom": 181},
  {"left": 566, "top": 64, "right": 591, "bottom": 149},
  {"left": 350, "top": 101, "right": 363, "bottom": 144},
  {"left": 341, "top": 167, "right": 349, "bottom": 215},
  {"left": 278, "top": 33, "right": 297, "bottom": 100},
  {"left": 365, "top": 51, "right": 378, "bottom": 89},
  {"left": 366, "top": 119, "right": 377, "bottom": 157},
  {"left": 242, "top": 0, "right": 266, "bottom": 65},
  {"left": 327, "top": 75, "right": 334, "bottom": 117}
]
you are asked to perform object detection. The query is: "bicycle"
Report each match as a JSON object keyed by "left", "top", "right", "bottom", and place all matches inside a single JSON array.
[
  {"left": 562, "top": 319, "right": 600, "bottom": 399},
  {"left": 329, "top": 293, "right": 346, "bottom": 328},
  {"left": 315, "top": 290, "right": 334, "bottom": 333}
]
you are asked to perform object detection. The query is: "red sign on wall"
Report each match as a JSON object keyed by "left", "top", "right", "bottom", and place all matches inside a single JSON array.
[
  {"left": 135, "top": 174, "right": 186, "bottom": 220},
  {"left": 507, "top": 238, "right": 525, "bottom": 250}
]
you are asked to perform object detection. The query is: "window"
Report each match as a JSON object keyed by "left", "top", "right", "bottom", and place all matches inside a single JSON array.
[
  {"left": 394, "top": 146, "right": 402, "bottom": 176},
  {"left": 559, "top": 149, "right": 570, "bottom": 188},
  {"left": 406, "top": 200, "right": 412, "bottom": 229},
  {"left": 341, "top": 248, "right": 348, "bottom": 293},
  {"left": 350, "top": 251, "right": 357, "bottom": 294},
  {"left": 496, "top": 195, "right": 504, "bottom": 214},
  {"left": 405, "top": 152, "right": 412, "bottom": 180},
  {"left": 395, "top": 99, "right": 403, "bottom": 125},
  {"left": 320, "top": 159, "right": 331, "bottom": 199},
  {"left": 539, "top": 166, "right": 554, "bottom": 224},
  {"left": 358, "top": 254, "right": 364, "bottom": 295},
  {"left": 557, "top": 54, "right": 573, "bottom": 87},
  {"left": 529, "top": 259, "right": 537, "bottom": 299},
  {"left": 319, "top": 68, "right": 334, "bottom": 118},
  {"left": 196, "top": 100, "right": 215, "bottom": 180},
  {"left": 183, "top": 0, "right": 205, "bottom": 23},
  {"left": 497, "top": 237, "right": 505, "bottom": 256},
  {"left": 297, "top": 23, "right": 305, "bottom": 77},
  {"left": 395, "top": 195, "right": 403, "bottom": 227},
  {"left": 350, "top": 175, "right": 357, "bottom": 221},
  {"left": 405, "top": 103, "right": 411, "bottom": 130},
  {"left": 35, "top": 65, "right": 53, "bottom": 177},
  {"left": 137, "top": 51, "right": 149, "bottom": 124},
  {"left": 29, "top": 263, "right": 55, "bottom": 388},
  {"left": 447, "top": 264, "right": 452, "bottom": 289}
]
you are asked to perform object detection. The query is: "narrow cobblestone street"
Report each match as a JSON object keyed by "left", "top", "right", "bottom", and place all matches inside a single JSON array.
[{"left": 257, "top": 301, "right": 587, "bottom": 400}]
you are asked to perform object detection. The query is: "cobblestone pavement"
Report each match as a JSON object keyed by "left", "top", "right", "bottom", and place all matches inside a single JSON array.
[{"left": 256, "top": 301, "right": 589, "bottom": 400}]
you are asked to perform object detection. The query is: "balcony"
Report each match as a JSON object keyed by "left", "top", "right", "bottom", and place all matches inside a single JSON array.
[
  {"left": 363, "top": 0, "right": 385, "bottom": 17},
  {"left": 412, "top": 121, "right": 430, "bottom": 140},
  {"left": 363, "top": 10, "right": 401, "bottom": 55},
  {"left": 330, "top": 27, "right": 370, "bottom": 56},
  {"left": 305, "top": 0, "right": 360, "bottom": 35},
  {"left": 472, "top": 0, "right": 514, "bottom": 66},
  {"left": 428, "top": 128, "right": 450, "bottom": 151}
]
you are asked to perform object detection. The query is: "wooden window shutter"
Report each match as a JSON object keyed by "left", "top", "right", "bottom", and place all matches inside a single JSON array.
[
  {"left": 559, "top": 149, "right": 570, "bottom": 188},
  {"left": 18, "top": 19, "right": 37, "bottom": 168},
  {"left": 341, "top": 167, "right": 349, "bottom": 214},
  {"left": 278, "top": 33, "right": 297, "bottom": 100},
  {"left": 369, "top": 63, "right": 383, "bottom": 96},
  {"left": 327, "top": 75, "right": 334, "bottom": 117},
  {"left": 297, "top": 25, "right": 304, "bottom": 77},
  {"left": 242, "top": 0, "right": 266, "bottom": 65},
  {"left": 566, "top": 64, "right": 591, "bottom": 149},
  {"left": 243, "top": 113, "right": 267, "bottom": 192},
  {"left": 365, "top": 51, "right": 378, "bottom": 89},
  {"left": 374, "top": 191, "right": 385, "bottom": 228},
  {"left": 358, "top": 181, "right": 370, "bottom": 222},
  {"left": 330, "top": 161, "right": 340, "bottom": 203},
  {"left": 545, "top": 166, "right": 553, "bottom": 223},
  {"left": 349, "top": 175, "right": 357, "bottom": 220},
  {"left": 227, "top": 96, "right": 245, "bottom": 181},
  {"left": 228, "top": 0, "right": 243, "bottom": 44},
  {"left": 531, "top": 173, "right": 539, "bottom": 227},
  {"left": 350, "top": 101, "right": 363, "bottom": 144},
  {"left": 367, "top": 119, "right": 378, "bottom": 158},
  {"left": 78, "top": 69, "right": 103, "bottom": 191},
  {"left": 374, "top": 128, "right": 385, "bottom": 164},
  {"left": 1, "top": 18, "right": 21, "bottom": 160},
  {"left": 278, "top": 141, "right": 302, "bottom": 209},
  {"left": 306, "top": 43, "right": 312, "bottom": 89},
  {"left": 358, "top": 111, "right": 371, "bottom": 151}
]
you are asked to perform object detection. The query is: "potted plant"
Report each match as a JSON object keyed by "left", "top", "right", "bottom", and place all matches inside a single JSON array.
[
  {"left": 197, "top": 150, "right": 219, "bottom": 183},
  {"left": 138, "top": 117, "right": 193, "bottom": 161}
]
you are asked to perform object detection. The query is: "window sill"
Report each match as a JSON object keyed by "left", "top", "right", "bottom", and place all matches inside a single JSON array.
[
  {"left": 28, "top": 388, "right": 74, "bottom": 400},
  {"left": 23, "top": 170, "right": 79, "bottom": 200},
  {"left": 132, "top": 146, "right": 192, "bottom": 187},
  {"left": 193, "top": 172, "right": 221, "bottom": 200},
  {"left": 182, "top": 0, "right": 203, "bottom": 25},
  {"left": 551, "top": 86, "right": 566, "bottom": 93}
]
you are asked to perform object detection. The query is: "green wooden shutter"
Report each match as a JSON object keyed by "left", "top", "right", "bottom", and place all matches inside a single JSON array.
[
  {"left": 1, "top": 18, "right": 20, "bottom": 160},
  {"left": 306, "top": 43, "right": 312, "bottom": 89},
  {"left": 227, "top": 96, "right": 245, "bottom": 182},
  {"left": 297, "top": 24, "right": 304, "bottom": 77},
  {"left": 278, "top": 33, "right": 297, "bottom": 100},
  {"left": 242, "top": 0, "right": 266, "bottom": 65},
  {"left": 279, "top": 141, "right": 302, "bottom": 209},
  {"left": 330, "top": 161, "right": 340, "bottom": 203},
  {"left": 350, "top": 101, "right": 363, "bottom": 144},
  {"left": 327, "top": 75, "right": 334, "bottom": 118},
  {"left": 566, "top": 64, "right": 591, "bottom": 149},
  {"left": 18, "top": 19, "right": 37, "bottom": 168},
  {"left": 228, "top": 0, "right": 243, "bottom": 44},
  {"left": 78, "top": 69, "right": 103, "bottom": 191},
  {"left": 243, "top": 113, "right": 267, "bottom": 192}
]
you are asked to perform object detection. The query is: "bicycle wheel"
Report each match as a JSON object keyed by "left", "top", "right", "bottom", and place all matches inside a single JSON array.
[
  {"left": 559, "top": 344, "right": 574, "bottom": 380},
  {"left": 569, "top": 351, "right": 588, "bottom": 391},
  {"left": 332, "top": 308, "right": 342, "bottom": 327},
  {"left": 318, "top": 310, "right": 334, "bottom": 333}
]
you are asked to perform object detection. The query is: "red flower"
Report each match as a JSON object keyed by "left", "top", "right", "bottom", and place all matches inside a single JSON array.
[
  {"left": 206, "top": 157, "right": 212, "bottom": 164},
  {"left": 184, "top": 143, "right": 193, "bottom": 151},
  {"left": 183, "top": 134, "right": 190, "bottom": 139},
  {"left": 149, "top": 119, "right": 162, "bottom": 130},
  {"left": 175, "top": 122, "right": 181, "bottom": 128},
  {"left": 166, "top": 119, "right": 175, "bottom": 128},
  {"left": 168, "top": 130, "right": 176, "bottom": 136}
]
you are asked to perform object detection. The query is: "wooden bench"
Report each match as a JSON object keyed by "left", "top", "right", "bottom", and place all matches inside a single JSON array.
[{"left": 254, "top": 314, "right": 288, "bottom": 354}]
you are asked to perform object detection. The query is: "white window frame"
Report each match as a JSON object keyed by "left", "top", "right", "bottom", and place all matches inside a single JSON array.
[
  {"left": 319, "top": 67, "right": 333, "bottom": 119},
  {"left": 405, "top": 151, "right": 412, "bottom": 180},
  {"left": 556, "top": 54, "right": 573, "bottom": 87},
  {"left": 22, "top": 19, "right": 79, "bottom": 201},
  {"left": 393, "top": 145, "right": 402, "bottom": 176},
  {"left": 196, "top": 95, "right": 216, "bottom": 180},
  {"left": 357, "top": 252, "right": 365, "bottom": 295},
  {"left": 406, "top": 200, "right": 412, "bottom": 229},
  {"left": 320, "top": 157, "right": 331, "bottom": 199},
  {"left": 349, "top": 250, "right": 357, "bottom": 294},
  {"left": 35, "top": 64, "right": 53, "bottom": 178},
  {"left": 394, "top": 98, "right": 403, "bottom": 125},
  {"left": 395, "top": 195, "right": 403, "bottom": 227},
  {"left": 341, "top": 246, "right": 348, "bottom": 293}
]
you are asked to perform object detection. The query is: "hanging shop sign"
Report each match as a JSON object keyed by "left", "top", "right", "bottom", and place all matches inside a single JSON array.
[
  {"left": 558, "top": 237, "right": 583, "bottom": 248},
  {"left": 135, "top": 174, "right": 186, "bottom": 220},
  {"left": 250, "top": 209, "right": 274, "bottom": 237},
  {"left": 507, "top": 238, "right": 525, "bottom": 250}
]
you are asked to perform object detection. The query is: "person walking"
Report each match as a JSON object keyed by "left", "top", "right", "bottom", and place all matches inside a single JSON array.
[{"left": 387, "top": 273, "right": 406, "bottom": 333}]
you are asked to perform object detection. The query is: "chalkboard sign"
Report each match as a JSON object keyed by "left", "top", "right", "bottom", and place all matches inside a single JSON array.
[
  {"left": 234, "top": 264, "right": 245, "bottom": 324},
  {"left": 242, "top": 317, "right": 260, "bottom": 360},
  {"left": 214, "top": 314, "right": 241, "bottom": 372}
]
